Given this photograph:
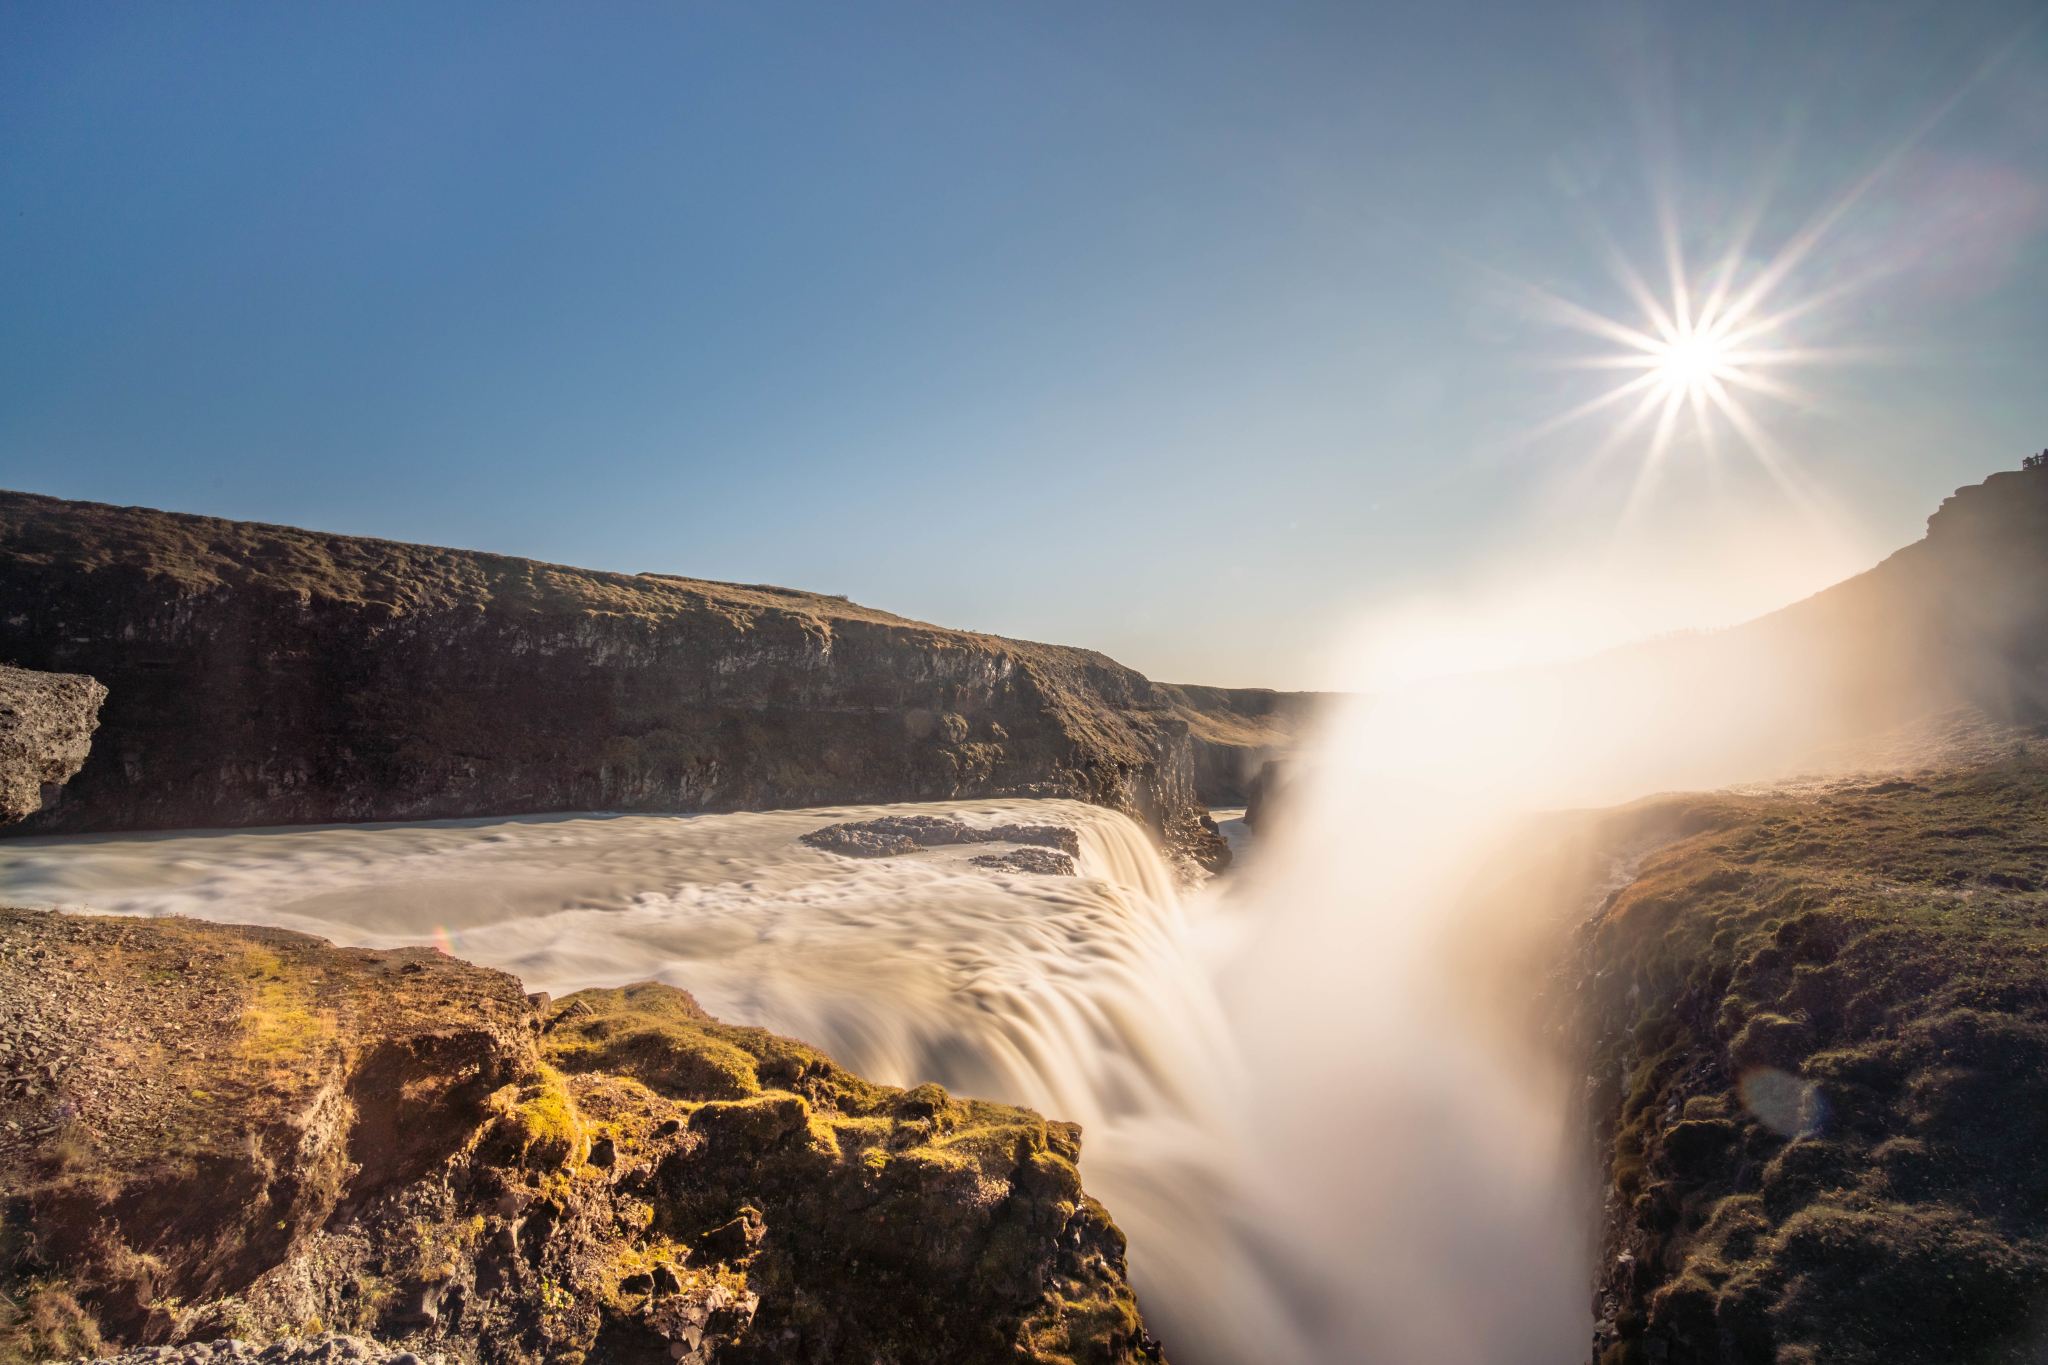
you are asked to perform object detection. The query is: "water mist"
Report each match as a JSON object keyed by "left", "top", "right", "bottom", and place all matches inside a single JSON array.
[{"left": 0, "top": 603, "right": 1881, "bottom": 1365}]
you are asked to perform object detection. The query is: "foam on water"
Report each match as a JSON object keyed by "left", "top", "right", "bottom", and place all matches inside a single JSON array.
[{"left": 0, "top": 799, "right": 1298, "bottom": 1364}]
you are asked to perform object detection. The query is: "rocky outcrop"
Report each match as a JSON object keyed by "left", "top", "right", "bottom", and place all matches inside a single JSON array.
[
  {"left": 0, "top": 492, "right": 1227, "bottom": 870},
  {"left": 0, "top": 908, "right": 1166, "bottom": 1365},
  {"left": 0, "top": 663, "right": 105, "bottom": 823},
  {"left": 969, "top": 848, "right": 1077, "bottom": 875},
  {"left": 1241, "top": 759, "right": 1298, "bottom": 833},
  {"left": 1562, "top": 756, "right": 2048, "bottom": 1365},
  {"left": 799, "top": 814, "right": 1080, "bottom": 859}
]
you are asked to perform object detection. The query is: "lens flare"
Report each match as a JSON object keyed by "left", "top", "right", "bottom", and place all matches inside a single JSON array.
[
  {"left": 1509, "top": 213, "right": 1851, "bottom": 508},
  {"left": 1492, "top": 43, "right": 2019, "bottom": 521}
]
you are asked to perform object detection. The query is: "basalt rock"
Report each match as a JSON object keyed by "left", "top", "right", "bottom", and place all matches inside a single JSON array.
[
  {"left": 0, "top": 910, "right": 1167, "bottom": 1365},
  {"left": 0, "top": 491, "right": 1228, "bottom": 873},
  {"left": 0, "top": 662, "right": 105, "bottom": 823},
  {"left": 969, "top": 848, "right": 1078, "bottom": 876}
]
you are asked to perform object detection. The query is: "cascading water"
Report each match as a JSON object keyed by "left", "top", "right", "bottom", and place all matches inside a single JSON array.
[
  {"left": 4, "top": 626, "right": 1828, "bottom": 1365},
  {"left": 0, "top": 798, "right": 1298, "bottom": 1364}
]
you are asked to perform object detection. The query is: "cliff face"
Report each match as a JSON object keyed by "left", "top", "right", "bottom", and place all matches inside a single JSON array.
[
  {"left": 1724, "top": 465, "right": 2048, "bottom": 728},
  {"left": 0, "top": 492, "right": 1224, "bottom": 869},
  {"left": 1152, "top": 684, "right": 1328, "bottom": 807},
  {"left": 0, "top": 908, "right": 1164, "bottom": 1365},
  {"left": 0, "top": 663, "right": 105, "bottom": 823},
  {"left": 1566, "top": 754, "right": 2048, "bottom": 1365}
]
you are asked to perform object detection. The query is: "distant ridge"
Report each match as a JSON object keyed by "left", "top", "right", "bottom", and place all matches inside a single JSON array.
[{"left": 0, "top": 490, "right": 1327, "bottom": 864}]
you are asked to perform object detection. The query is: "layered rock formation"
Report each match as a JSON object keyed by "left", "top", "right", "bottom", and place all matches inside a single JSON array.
[
  {"left": 0, "top": 492, "right": 1227, "bottom": 869},
  {"left": 0, "top": 663, "right": 105, "bottom": 823},
  {"left": 0, "top": 908, "right": 1165, "bottom": 1365}
]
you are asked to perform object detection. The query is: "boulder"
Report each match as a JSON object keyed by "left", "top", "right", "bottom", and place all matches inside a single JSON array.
[{"left": 0, "top": 662, "right": 106, "bottom": 823}]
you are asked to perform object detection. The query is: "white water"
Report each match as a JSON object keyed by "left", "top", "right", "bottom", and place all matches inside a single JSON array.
[
  {"left": 0, "top": 799, "right": 1303, "bottom": 1364},
  {"left": 15, "top": 657, "right": 1753, "bottom": 1365}
]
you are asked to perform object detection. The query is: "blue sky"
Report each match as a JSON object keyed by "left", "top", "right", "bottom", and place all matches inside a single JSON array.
[{"left": 4, "top": 1, "right": 2044, "bottom": 687}]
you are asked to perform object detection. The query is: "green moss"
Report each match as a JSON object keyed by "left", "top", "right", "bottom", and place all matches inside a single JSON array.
[
  {"left": 492, "top": 1066, "right": 587, "bottom": 1170},
  {"left": 543, "top": 982, "right": 901, "bottom": 1114},
  {"left": 1580, "top": 760, "right": 2048, "bottom": 1363},
  {"left": 532, "top": 982, "right": 1159, "bottom": 1362}
]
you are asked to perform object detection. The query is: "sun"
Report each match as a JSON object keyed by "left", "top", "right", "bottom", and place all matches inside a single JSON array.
[
  {"left": 1654, "top": 333, "right": 1728, "bottom": 390},
  {"left": 1499, "top": 192, "right": 1870, "bottom": 505}
]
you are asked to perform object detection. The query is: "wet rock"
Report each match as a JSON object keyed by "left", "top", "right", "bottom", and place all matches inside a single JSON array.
[
  {"left": 802, "top": 814, "right": 1081, "bottom": 861},
  {"left": 970, "top": 847, "right": 1077, "bottom": 875},
  {"left": 798, "top": 824, "right": 922, "bottom": 857}
]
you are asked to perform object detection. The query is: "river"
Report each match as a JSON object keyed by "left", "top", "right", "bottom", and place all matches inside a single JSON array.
[
  {"left": 10, "top": 659, "right": 1680, "bottom": 1365},
  {"left": 0, "top": 797, "right": 1325, "bottom": 1364}
]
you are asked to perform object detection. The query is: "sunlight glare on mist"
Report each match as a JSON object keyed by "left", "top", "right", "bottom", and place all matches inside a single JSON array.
[
  {"left": 1203, "top": 517, "right": 1913, "bottom": 1360},
  {"left": 1338, "top": 515, "right": 1875, "bottom": 693}
]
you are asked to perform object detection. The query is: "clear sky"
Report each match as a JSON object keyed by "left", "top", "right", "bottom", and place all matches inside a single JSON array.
[{"left": 4, "top": 1, "right": 2044, "bottom": 689}]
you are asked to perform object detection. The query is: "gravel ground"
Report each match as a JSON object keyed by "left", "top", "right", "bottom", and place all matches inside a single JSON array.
[{"left": 53, "top": 1336, "right": 437, "bottom": 1365}]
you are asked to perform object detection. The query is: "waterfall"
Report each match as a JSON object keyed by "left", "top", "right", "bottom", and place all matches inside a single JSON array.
[
  {"left": 9, "top": 660, "right": 1771, "bottom": 1365},
  {"left": 0, "top": 799, "right": 1297, "bottom": 1362}
]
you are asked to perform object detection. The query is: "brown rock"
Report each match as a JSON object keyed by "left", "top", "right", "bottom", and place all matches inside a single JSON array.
[{"left": 0, "top": 663, "right": 106, "bottom": 824}]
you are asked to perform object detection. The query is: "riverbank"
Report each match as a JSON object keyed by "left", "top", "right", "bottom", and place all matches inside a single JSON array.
[{"left": 0, "top": 906, "right": 1164, "bottom": 1365}]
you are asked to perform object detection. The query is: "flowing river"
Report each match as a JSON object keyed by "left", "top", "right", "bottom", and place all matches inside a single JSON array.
[
  {"left": 13, "top": 655, "right": 1720, "bottom": 1365},
  {"left": 0, "top": 798, "right": 1314, "bottom": 1364},
  {"left": 5, "top": 584, "right": 1922, "bottom": 1364}
]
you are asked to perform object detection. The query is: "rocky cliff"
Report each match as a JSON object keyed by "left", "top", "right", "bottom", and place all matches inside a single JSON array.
[
  {"left": 1565, "top": 751, "right": 2048, "bottom": 1365},
  {"left": 1151, "top": 685, "right": 1327, "bottom": 807},
  {"left": 0, "top": 492, "right": 1226, "bottom": 870},
  {"left": 1722, "top": 464, "right": 2048, "bottom": 729},
  {"left": 0, "top": 664, "right": 105, "bottom": 823},
  {"left": 0, "top": 908, "right": 1164, "bottom": 1365},
  {"left": 1449, "top": 467, "right": 2048, "bottom": 1363}
]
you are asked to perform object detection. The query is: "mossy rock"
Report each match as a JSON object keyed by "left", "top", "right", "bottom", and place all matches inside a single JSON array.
[
  {"left": 1574, "top": 761, "right": 2048, "bottom": 1364},
  {"left": 487, "top": 1066, "right": 587, "bottom": 1170}
]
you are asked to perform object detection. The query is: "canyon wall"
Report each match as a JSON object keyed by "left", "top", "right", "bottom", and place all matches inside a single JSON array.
[
  {"left": 0, "top": 492, "right": 1230, "bottom": 866},
  {"left": 1153, "top": 682, "right": 1326, "bottom": 806},
  {"left": 1565, "top": 762, "right": 2048, "bottom": 1365}
]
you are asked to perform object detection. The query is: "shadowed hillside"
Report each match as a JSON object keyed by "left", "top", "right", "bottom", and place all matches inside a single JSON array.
[
  {"left": 1153, "top": 684, "right": 1327, "bottom": 806},
  {"left": 1471, "top": 467, "right": 2048, "bottom": 798}
]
